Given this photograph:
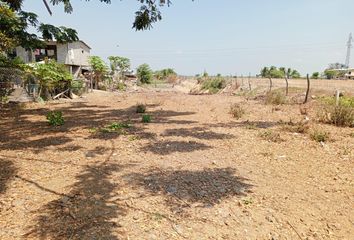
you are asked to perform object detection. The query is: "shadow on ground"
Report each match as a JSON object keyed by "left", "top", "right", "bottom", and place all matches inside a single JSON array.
[
  {"left": 140, "top": 140, "right": 212, "bottom": 155},
  {"left": 126, "top": 168, "right": 252, "bottom": 212},
  {"left": 0, "top": 102, "right": 197, "bottom": 153},
  {"left": 25, "top": 162, "right": 127, "bottom": 239},
  {"left": 0, "top": 158, "right": 17, "bottom": 195},
  {"left": 161, "top": 127, "right": 235, "bottom": 140},
  {"left": 204, "top": 120, "right": 280, "bottom": 130}
]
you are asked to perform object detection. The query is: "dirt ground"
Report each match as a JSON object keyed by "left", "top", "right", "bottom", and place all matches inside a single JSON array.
[{"left": 0, "top": 89, "right": 353, "bottom": 239}]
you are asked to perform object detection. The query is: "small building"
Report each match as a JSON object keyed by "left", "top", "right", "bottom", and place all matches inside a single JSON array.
[
  {"left": 14, "top": 40, "right": 91, "bottom": 77},
  {"left": 345, "top": 69, "right": 354, "bottom": 79}
]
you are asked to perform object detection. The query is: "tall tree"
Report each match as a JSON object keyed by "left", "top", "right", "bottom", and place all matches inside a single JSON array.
[{"left": 108, "top": 56, "right": 130, "bottom": 80}]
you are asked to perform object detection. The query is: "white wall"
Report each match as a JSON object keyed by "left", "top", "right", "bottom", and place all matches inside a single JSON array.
[
  {"left": 63, "top": 41, "right": 90, "bottom": 66},
  {"left": 15, "top": 41, "right": 90, "bottom": 67}
]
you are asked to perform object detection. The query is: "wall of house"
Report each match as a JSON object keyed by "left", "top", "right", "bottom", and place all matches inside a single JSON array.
[
  {"left": 15, "top": 41, "right": 90, "bottom": 67},
  {"left": 61, "top": 41, "right": 90, "bottom": 66}
]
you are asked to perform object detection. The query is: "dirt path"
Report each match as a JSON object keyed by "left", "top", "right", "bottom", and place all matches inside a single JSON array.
[{"left": 0, "top": 91, "right": 353, "bottom": 239}]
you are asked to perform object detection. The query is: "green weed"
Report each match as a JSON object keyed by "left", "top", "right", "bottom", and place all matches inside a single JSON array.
[{"left": 46, "top": 111, "right": 64, "bottom": 126}]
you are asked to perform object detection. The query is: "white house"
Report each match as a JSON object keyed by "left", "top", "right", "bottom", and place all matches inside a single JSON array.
[
  {"left": 14, "top": 40, "right": 91, "bottom": 77},
  {"left": 345, "top": 68, "right": 354, "bottom": 79}
]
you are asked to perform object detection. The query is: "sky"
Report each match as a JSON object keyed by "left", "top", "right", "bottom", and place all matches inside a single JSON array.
[{"left": 22, "top": 0, "right": 354, "bottom": 76}]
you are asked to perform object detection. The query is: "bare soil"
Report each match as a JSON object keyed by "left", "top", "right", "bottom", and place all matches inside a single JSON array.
[{"left": 0, "top": 89, "right": 353, "bottom": 239}]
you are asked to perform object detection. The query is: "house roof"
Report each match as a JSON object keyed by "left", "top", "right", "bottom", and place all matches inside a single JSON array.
[
  {"left": 44, "top": 40, "right": 91, "bottom": 49},
  {"left": 79, "top": 40, "right": 91, "bottom": 50}
]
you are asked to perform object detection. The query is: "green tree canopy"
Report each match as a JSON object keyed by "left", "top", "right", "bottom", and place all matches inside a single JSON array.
[
  {"left": 0, "top": 1, "right": 79, "bottom": 52},
  {"left": 108, "top": 56, "right": 131, "bottom": 77},
  {"left": 88, "top": 56, "right": 108, "bottom": 88},
  {"left": 311, "top": 72, "right": 320, "bottom": 79},
  {"left": 137, "top": 63, "right": 153, "bottom": 84},
  {"left": 260, "top": 66, "right": 301, "bottom": 79}
]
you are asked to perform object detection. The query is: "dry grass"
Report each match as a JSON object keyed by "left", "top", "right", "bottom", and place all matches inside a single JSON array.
[
  {"left": 281, "top": 120, "right": 310, "bottom": 134},
  {"left": 259, "top": 130, "right": 283, "bottom": 143},
  {"left": 229, "top": 103, "right": 245, "bottom": 119},
  {"left": 265, "top": 91, "right": 286, "bottom": 105},
  {"left": 310, "top": 129, "right": 330, "bottom": 142}
]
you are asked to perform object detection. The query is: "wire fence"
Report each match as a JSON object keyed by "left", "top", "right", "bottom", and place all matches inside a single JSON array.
[{"left": 227, "top": 77, "right": 354, "bottom": 95}]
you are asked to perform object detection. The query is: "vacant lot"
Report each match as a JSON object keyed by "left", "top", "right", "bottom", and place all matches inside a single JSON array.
[{"left": 0, "top": 90, "right": 353, "bottom": 239}]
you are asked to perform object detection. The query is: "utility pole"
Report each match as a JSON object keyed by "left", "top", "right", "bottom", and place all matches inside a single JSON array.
[{"left": 345, "top": 33, "right": 353, "bottom": 68}]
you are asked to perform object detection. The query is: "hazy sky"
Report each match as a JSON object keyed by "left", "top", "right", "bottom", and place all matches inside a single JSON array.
[{"left": 23, "top": 0, "right": 354, "bottom": 76}]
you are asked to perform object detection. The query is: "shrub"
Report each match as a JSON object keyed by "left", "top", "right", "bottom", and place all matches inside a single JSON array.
[
  {"left": 229, "top": 103, "right": 245, "bottom": 119},
  {"left": 259, "top": 130, "right": 283, "bottom": 143},
  {"left": 201, "top": 78, "right": 226, "bottom": 94},
  {"left": 310, "top": 129, "right": 329, "bottom": 142},
  {"left": 117, "top": 82, "right": 126, "bottom": 91},
  {"left": 265, "top": 91, "right": 286, "bottom": 105},
  {"left": 137, "top": 64, "right": 153, "bottom": 84},
  {"left": 30, "top": 60, "right": 73, "bottom": 98},
  {"left": 282, "top": 121, "right": 310, "bottom": 134},
  {"left": 142, "top": 114, "right": 152, "bottom": 123},
  {"left": 46, "top": 111, "right": 64, "bottom": 126},
  {"left": 101, "top": 122, "right": 130, "bottom": 133},
  {"left": 71, "top": 80, "right": 84, "bottom": 95},
  {"left": 136, "top": 103, "right": 146, "bottom": 113},
  {"left": 318, "top": 97, "right": 354, "bottom": 127}
]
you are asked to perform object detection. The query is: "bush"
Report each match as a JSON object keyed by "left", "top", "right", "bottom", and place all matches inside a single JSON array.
[
  {"left": 137, "top": 64, "right": 153, "bottom": 84},
  {"left": 136, "top": 103, "right": 146, "bottom": 113},
  {"left": 201, "top": 78, "right": 226, "bottom": 94},
  {"left": 46, "top": 111, "right": 64, "bottom": 126},
  {"left": 265, "top": 91, "right": 286, "bottom": 105},
  {"left": 71, "top": 80, "right": 84, "bottom": 95},
  {"left": 142, "top": 114, "right": 152, "bottom": 123},
  {"left": 310, "top": 129, "right": 329, "bottom": 142},
  {"left": 101, "top": 122, "right": 130, "bottom": 133},
  {"left": 117, "top": 82, "right": 126, "bottom": 91},
  {"left": 229, "top": 103, "right": 245, "bottom": 119},
  {"left": 30, "top": 60, "right": 73, "bottom": 98},
  {"left": 259, "top": 130, "right": 283, "bottom": 143},
  {"left": 282, "top": 120, "right": 310, "bottom": 134},
  {"left": 318, "top": 97, "right": 354, "bottom": 127}
]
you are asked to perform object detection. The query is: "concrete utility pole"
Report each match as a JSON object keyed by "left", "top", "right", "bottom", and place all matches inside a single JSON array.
[{"left": 345, "top": 33, "right": 353, "bottom": 68}]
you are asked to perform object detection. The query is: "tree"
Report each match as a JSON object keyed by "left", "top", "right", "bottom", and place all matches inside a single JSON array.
[
  {"left": 3, "top": 0, "right": 174, "bottom": 31},
  {"left": 290, "top": 70, "right": 301, "bottom": 79},
  {"left": 261, "top": 67, "right": 269, "bottom": 78},
  {"left": 1, "top": 0, "right": 176, "bottom": 53},
  {"left": 88, "top": 56, "right": 108, "bottom": 89},
  {"left": 324, "top": 69, "right": 337, "bottom": 79},
  {"left": 137, "top": 64, "right": 153, "bottom": 84},
  {"left": 311, "top": 72, "right": 320, "bottom": 79},
  {"left": 328, "top": 63, "right": 347, "bottom": 70},
  {"left": 155, "top": 68, "right": 177, "bottom": 84},
  {"left": 108, "top": 56, "right": 131, "bottom": 80},
  {"left": 0, "top": 1, "right": 79, "bottom": 52}
]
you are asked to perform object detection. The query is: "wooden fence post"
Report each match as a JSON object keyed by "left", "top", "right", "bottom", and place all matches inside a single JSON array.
[
  {"left": 335, "top": 90, "right": 340, "bottom": 106},
  {"left": 285, "top": 76, "right": 289, "bottom": 96},
  {"left": 304, "top": 74, "right": 310, "bottom": 104},
  {"left": 268, "top": 77, "right": 273, "bottom": 92},
  {"left": 248, "top": 73, "right": 252, "bottom": 91}
]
